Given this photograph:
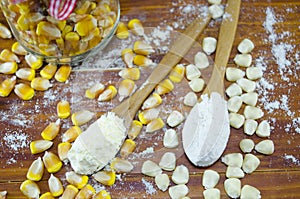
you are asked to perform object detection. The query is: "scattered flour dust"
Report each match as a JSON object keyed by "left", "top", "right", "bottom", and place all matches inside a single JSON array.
[
  {"left": 284, "top": 154, "right": 300, "bottom": 166},
  {"left": 141, "top": 178, "right": 157, "bottom": 195},
  {"left": 3, "top": 131, "right": 29, "bottom": 151}
]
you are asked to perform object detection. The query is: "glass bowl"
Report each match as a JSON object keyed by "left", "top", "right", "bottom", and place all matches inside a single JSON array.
[{"left": 0, "top": 0, "right": 120, "bottom": 65}]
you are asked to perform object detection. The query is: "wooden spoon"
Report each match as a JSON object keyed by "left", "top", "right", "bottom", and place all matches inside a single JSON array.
[
  {"left": 68, "top": 14, "right": 212, "bottom": 175},
  {"left": 182, "top": 0, "right": 241, "bottom": 167}
]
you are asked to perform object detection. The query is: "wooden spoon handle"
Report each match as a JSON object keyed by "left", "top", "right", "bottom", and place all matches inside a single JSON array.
[
  {"left": 113, "top": 15, "right": 211, "bottom": 126},
  {"left": 204, "top": 0, "right": 241, "bottom": 95}
]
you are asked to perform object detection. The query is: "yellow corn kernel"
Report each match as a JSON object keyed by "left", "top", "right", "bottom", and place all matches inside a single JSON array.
[
  {"left": 93, "top": 190, "right": 111, "bottom": 199},
  {"left": 75, "top": 1, "right": 92, "bottom": 14},
  {"left": 98, "top": 85, "right": 117, "bottom": 101},
  {"left": 31, "top": 77, "right": 52, "bottom": 91},
  {"left": 146, "top": 118, "right": 165, "bottom": 133},
  {"left": 128, "top": 18, "right": 144, "bottom": 36},
  {"left": 71, "top": 110, "right": 95, "bottom": 126},
  {"left": 142, "top": 93, "right": 162, "bottom": 110},
  {"left": 85, "top": 83, "right": 105, "bottom": 99},
  {"left": 91, "top": 4, "right": 110, "bottom": 16},
  {"left": 118, "top": 68, "right": 140, "bottom": 80},
  {"left": 55, "top": 65, "right": 72, "bottom": 83},
  {"left": 43, "top": 151, "right": 63, "bottom": 173},
  {"left": 57, "top": 100, "right": 71, "bottom": 119},
  {"left": 56, "top": 37, "right": 65, "bottom": 50},
  {"left": 0, "top": 23, "right": 12, "bottom": 39},
  {"left": 110, "top": 157, "right": 134, "bottom": 173},
  {"left": 36, "top": 21, "right": 61, "bottom": 39},
  {"left": 116, "top": 22, "right": 129, "bottom": 39},
  {"left": 39, "top": 192, "right": 54, "bottom": 199},
  {"left": 118, "top": 79, "right": 136, "bottom": 101},
  {"left": 0, "top": 62, "right": 18, "bottom": 74},
  {"left": 133, "top": 55, "right": 154, "bottom": 67},
  {"left": 17, "top": 14, "right": 29, "bottom": 31},
  {"left": 62, "top": 25, "right": 73, "bottom": 38},
  {"left": 121, "top": 48, "right": 134, "bottom": 68},
  {"left": 66, "top": 171, "right": 89, "bottom": 189},
  {"left": 60, "top": 184, "right": 79, "bottom": 199},
  {"left": 128, "top": 120, "right": 143, "bottom": 140},
  {"left": 58, "top": 142, "right": 71, "bottom": 162},
  {"left": 20, "top": 180, "right": 40, "bottom": 199},
  {"left": 11, "top": 42, "right": 27, "bottom": 55},
  {"left": 41, "top": 119, "right": 61, "bottom": 141},
  {"left": 138, "top": 108, "right": 160, "bottom": 125},
  {"left": 46, "top": 16, "right": 66, "bottom": 31},
  {"left": 75, "top": 184, "right": 95, "bottom": 199},
  {"left": 39, "top": 44, "right": 57, "bottom": 56},
  {"left": 88, "top": 34, "right": 102, "bottom": 49},
  {"left": 40, "top": 63, "right": 57, "bottom": 80},
  {"left": 14, "top": 83, "right": 35, "bottom": 100},
  {"left": 92, "top": 170, "right": 116, "bottom": 186},
  {"left": 30, "top": 140, "right": 53, "bottom": 155},
  {"left": 155, "top": 79, "right": 174, "bottom": 95},
  {"left": 0, "top": 76, "right": 16, "bottom": 97},
  {"left": 133, "top": 41, "right": 155, "bottom": 56},
  {"left": 62, "top": 126, "right": 82, "bottom": 143},
  {"left": 65, "top": 32, "right": 80, "bottom": 49},
  {"left": 75, "top": 15, "right": 97, "bottom": 37},
  {"left": 26, "top": 157, "right": 44, "bottom": 181},
  {"left": 25, "top": 54, "right": 44, "bottom": 70},
  {"left": 120, "top": 139, "right": 136, "bottom": 158},
  {"left": 0, "top": 49, "right": 20, "bottom": 63},
  {"left": 16, "top": 68, "right": 35, "bottom": 81},
  {"left": 98, "top": 16, "right": 114, "bottom": 29},
  {"left": 48, "top": 174, "right": 64, "bottom": 197},
  {"left": 169, "top": 64, "right": 185, "bottom": 83}
]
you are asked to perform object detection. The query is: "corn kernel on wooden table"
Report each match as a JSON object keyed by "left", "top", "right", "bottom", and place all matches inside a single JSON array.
[{"left": 1, "top": 0, "right": 300, "bottom": 198}]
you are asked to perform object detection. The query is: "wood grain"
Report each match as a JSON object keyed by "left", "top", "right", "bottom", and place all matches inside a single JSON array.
[{"left": 0, "top": 0, "right": 300, "bottom": 198}]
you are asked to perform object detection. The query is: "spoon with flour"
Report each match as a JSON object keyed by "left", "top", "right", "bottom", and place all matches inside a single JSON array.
[
  {"left": 182, "top": 0, "right": 241, "bottom": 167},
  {"left": 68, "top": 14, "right": 212, "bottom": 175}
]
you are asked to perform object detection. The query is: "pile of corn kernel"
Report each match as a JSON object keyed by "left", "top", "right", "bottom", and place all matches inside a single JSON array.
[{"left": 1, "top": 0, "right": 118, "bottom": 57}]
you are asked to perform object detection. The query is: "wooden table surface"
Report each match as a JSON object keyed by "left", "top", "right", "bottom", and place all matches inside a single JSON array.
[{"left": 1, "top": 0, "right": 300, "bottom": 198}]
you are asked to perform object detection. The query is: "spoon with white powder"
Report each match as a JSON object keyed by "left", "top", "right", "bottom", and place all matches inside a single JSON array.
[
  {"left": 182, "top": 0, "right": 241, "bottom": 167},
  {"left": 68, "top": 14, "right": 212, "bottom": 175}
]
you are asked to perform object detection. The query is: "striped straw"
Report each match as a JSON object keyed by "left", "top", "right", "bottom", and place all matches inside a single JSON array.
[{"left": 49, "top": 0, "right": 77, "bottom": 20}]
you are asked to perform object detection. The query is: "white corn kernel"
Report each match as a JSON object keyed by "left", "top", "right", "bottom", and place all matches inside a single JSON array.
[
  {"left": 237, "top": 78, "right": 256, "bottom": 93},
  {"left": 256, "top": 120, "right": 271, "bottom": 137},
  {"left": 155, "top": 173, "right": 170, "bottom": 192},
  {"left": 238, "top": 38, "right": 255, "bottom": 54},
  {"left": 141, "top": 160, "right": 162, "bottom": 177},
  {"left": 186, "top": 64, "right": 201, "bottom": 80},
  {"left": 16, "top": 68, "right": 36, "bottom": 81},
  {"left": 241, "top": 92, "right": 258, "bottom": 106},
  {"left": 48, "top": 174, "right": 64, "bottom": 197},
  {"left": 0, "top": 23, "right": 12, "bottom": 39},
  {"left": 167, "top": 110, "right": 184, "bottom": 127},
  {"left": 244, "top": 106, "right": 264, "bottom": 120},
  {"left": 226, "top": 67, "right": 245, "bottom": 82},
  {"left": 242, "top": 154, "right": 260, "bottom": 174},
  {"left": 224, "top": 178, "right": 241, "bottom": 198},
  {"left": 234, "top": 54, "right": 252, "bottom": 67},
  {"left": 244, "top": 119, "right": 258, "bottom": 136},
  {"left": 20, "top": 180, "right": 40, "bottom": 199},
  {"left": 138, "top": 108, "right": 160, "bottom": 124},
  {"left": 163, "top": 129, "right": 179, "bottom": 149},
  {"left": 222, "top": 153, "right": 243, "bottom": 168},
  {"left": 227, "top": 96, "right": 243, "bottom": 113},
  {"left": 226, "top": 166, "right": 245, "bottom": 178},
  {"left": 168, "top": 184, "right": 189, "bottom": 199},
  {"left": 0, "top": 62, "right": 18, "bottom": 74},
  {"left": 110, "top": 158, "right": 134, "bottom": 173},
  {"left": 239, "top": 139, "right": 255, "bottom": 153},
  {"left": 255, "top": 140, "right": 274, "bottom": 155},
  {"left": 202, "top": 37, "right": 217, "bottom": 55},
  {"left": 183, "top": 92, "right": 198, "bottom": 107},
  {"left": 229, "top": 113, "right": 245, "bottom": 129},
  {"left": 189, "top": 77, "right": 205, "bottom": 92},
  {"left": 159, "top": 152, "right": 176, "bottom": 171},
  {"left": 202, "top": 170, "right": 220, "bottom": 189},
  {"left": 208, "top": 0, "right": 221, "bottom": 4},
  {"left": 225, "top": 83, "right": 243, "bottom": 97},
  {"left": 246, "top": 67, "right": 263, "bottom": 80},
  {"left": 194, "top": 52, "right": 209, "bottom": 69},
  {"left": 203, "top": 188, "right": 220, "bottom": 199},
  {"left": 208, "top": 4, "right": 224, "bottom": 19},
  {"left": 118, "top": 79, "right": 136, "bottom": 101},
  {"left": 172, "top": 165, "right": 189, "bottom": 185},
  {"left": 0, "top": 191, "right": 7, "bottom": 199},
  {"left": 241, "top": 185, "right": 261, "bottom": 199},
  {"left": 12, "top": 42, "right": 27, "bottom": 55}
]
